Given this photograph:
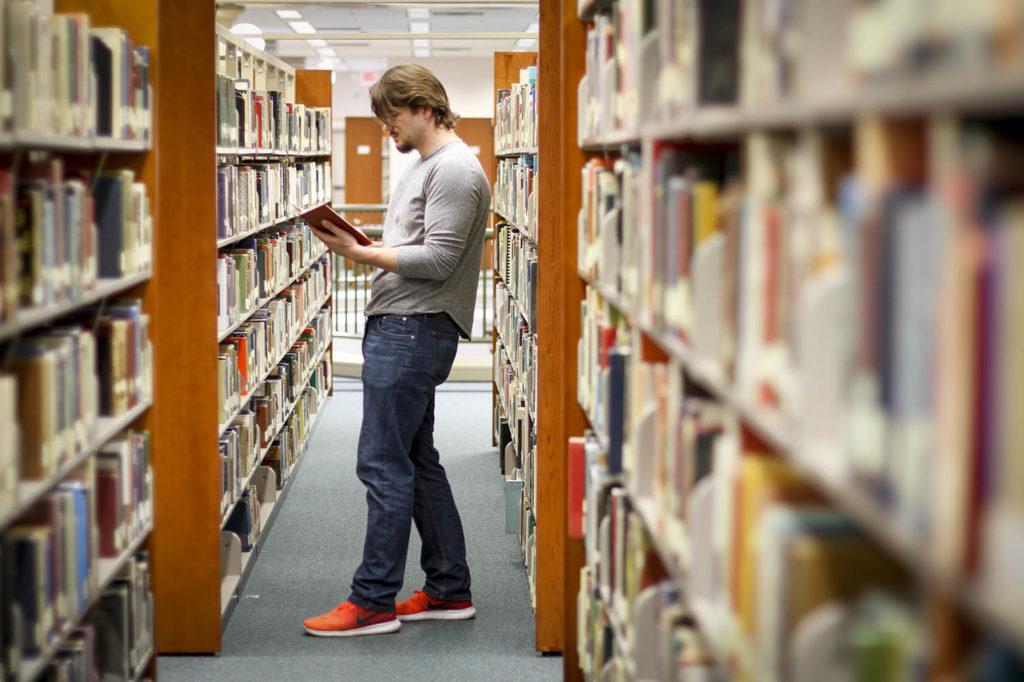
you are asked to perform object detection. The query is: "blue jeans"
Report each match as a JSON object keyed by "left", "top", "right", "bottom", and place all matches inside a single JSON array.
[{"left": 348, "top": 313, "right": 472, "bottom": 612}]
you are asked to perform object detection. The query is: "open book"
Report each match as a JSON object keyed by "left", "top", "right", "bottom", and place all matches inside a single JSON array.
[{"left": 296, "top": 203, "right": 374, "bottom": 246}]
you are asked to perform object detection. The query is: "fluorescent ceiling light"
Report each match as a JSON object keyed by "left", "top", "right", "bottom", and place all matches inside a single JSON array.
[
  {"left": 525, "top": 22, "right": 539, "bottom": 33},
  {"left": 516, "top": 38, "right": 536, "bottom": 48},
  {"left": 289, "top": 21, "right": 317, "bottom": 34},
  {"left": 410, "top": 22, "right": 430, "bottom": 33},
  {"left": 413, "top": 39, "right": 429, "bottom": 48},
  {"left": 414, "top": 48, "right": 430, "bottom": 58},
  {"left": 318, "top": 47, "right": 337, "bottom": 57},
  {"left": 230, "top": 23, "right": 265, "bottom": 50},
  {"left": 407, "top": 8, "right": 430, "bottom": 20},
  {"left": 307, "top": 38, "right": 327, "bottom": 47},
  {"left": 276, "top": 10, "right": 302, "bottom": 19}
]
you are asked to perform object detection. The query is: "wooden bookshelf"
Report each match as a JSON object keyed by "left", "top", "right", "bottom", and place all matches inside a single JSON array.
[
  {"left": 150, "top": 0, "right": 221, "bottom": 654},
  {"left": 537, "top": 1, "right": 587, "bottom": 672},
  {"left": 142, "top": 13, "right": 335, "bottom": 653},
  {"left": 561, "top": 0, "right": 1024, "bottom": 679},
  {"left": 491, "top": 52, "right": 537, "bottom": 455},
  {"left": 0, "top": 1, "right": 162, "bottom": 677}
]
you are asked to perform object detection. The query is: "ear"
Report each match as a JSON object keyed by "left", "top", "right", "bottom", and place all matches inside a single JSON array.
[{"left": 417, "top": 105, "right": 436, "bottom": 123}]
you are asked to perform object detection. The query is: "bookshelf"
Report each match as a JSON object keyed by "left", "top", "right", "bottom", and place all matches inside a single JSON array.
[
  {"left": 209, "top": 27, "right": 334, "bottom": 644},
  {"left": 130, "top": 7, "right": 334, "bottom": 654},
  {"left": 0, "top": 0, "right": 159, "bottom": 678},
  {"left": 492, "top": 52, "right": 563, "bottom": 647},
  {"left": 559, "top": 0, "right": 1024, "bottom": 679}
]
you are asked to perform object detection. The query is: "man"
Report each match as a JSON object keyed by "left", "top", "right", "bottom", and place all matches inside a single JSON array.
[{"left": 302, "top": 65, "right": 490, "bottom": 637}]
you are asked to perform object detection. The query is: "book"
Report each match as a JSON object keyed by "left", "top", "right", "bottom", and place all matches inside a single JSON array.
[{"left": 296, "top": 203, "right": 373, "bottom": 247}]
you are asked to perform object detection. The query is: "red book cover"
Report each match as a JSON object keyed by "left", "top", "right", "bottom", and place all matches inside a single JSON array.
[
  {"left": 297, "top": 203, "right": 373, "bottom": 246},
  {"left": 567, "top": 437, "right": 586, "bottom": 539},
  {"left": 228, "top": 335, "right": 249, "bottom": 390},
  {"left": 254, "top": 95, "right": 264, "bottom": 148},
  {"left": 97, "top": 469, "right": 120, "bottom": 557},
  {"left": 599, "top": 326, "right": 617, "bottom": 369}
]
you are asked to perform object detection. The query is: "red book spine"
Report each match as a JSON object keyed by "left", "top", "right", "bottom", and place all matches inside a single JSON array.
[{"left": 97, "top": 471, "right": 120, "bottom": 557}]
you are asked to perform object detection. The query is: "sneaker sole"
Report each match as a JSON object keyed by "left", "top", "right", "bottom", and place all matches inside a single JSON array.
[
  {"left": 303, "top": 619, "right": 402, "bottom": 637},
  {"left": 398, "top": 606, "right": 476, "bottom": 622}
]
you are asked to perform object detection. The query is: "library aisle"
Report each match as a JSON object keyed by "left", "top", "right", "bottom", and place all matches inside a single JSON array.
[{"left": 158, "top": 379, "right": 559, "bottom": 682}]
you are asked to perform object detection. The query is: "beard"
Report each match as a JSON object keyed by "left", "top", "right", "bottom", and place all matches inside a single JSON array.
[{"left": 395, "top": 139, "right": 415, "bottom": 154}]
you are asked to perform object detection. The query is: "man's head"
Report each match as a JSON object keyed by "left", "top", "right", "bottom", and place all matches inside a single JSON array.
[{"left": 370, "top": 65, "right": 458, "bottom": 154}]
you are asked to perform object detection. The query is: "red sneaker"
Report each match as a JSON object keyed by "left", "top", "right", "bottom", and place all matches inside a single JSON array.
[
  {"left": 396, "top": 590, "right": 476, "bottom": 622},
  {"left": 303, "top": 601, "right": 401, "bottom": 637}
]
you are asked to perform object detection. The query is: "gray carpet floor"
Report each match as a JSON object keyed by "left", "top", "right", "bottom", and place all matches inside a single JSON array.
[{"left": 158, "top": 380, "right": 561, "bottom": 682}]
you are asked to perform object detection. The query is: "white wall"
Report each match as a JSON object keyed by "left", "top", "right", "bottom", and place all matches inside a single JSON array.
[{"left": 332, "top": 57, "right": 494, "bottom": 201}]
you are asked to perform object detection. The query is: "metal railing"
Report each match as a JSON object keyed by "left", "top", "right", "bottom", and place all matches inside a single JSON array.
[{"left": 330, "top": 204, "right": 494, "bottom": 341}]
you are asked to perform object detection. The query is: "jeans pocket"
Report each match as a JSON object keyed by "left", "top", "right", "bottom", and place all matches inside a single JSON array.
[
  {"left": 376, "top": 315, "right": 415, "bottom": 341},
  {"left": 431, "top": 332, "right": 459, "bottom": 383},
  {"left": 363, "top": 327, "right": 410, "bottom": 388}
]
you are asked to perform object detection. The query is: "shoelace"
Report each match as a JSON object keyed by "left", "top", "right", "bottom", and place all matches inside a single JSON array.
[{"left": 410, "top": 590, "right": 433, "bottom": 608}]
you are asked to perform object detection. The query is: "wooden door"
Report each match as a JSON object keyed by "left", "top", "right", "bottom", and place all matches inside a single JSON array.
[
  {"left": 455, "top": 117, "right": 496, "bottom": 189},
  {"left": 344, "top": 116, "right": 386, "bottom": 204}
]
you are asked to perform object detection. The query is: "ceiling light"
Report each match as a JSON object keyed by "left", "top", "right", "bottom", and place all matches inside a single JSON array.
[
  {"left": 525, "top": 22, "right": 539, "bottom": 33},
  {"left": 289, "top": 21, "right": 317, "bottom": 34},
  {"left": 276, "top": 10, "right": 302, "bottom": 19},
  {"left": 414, "top": 48, "right": 430, "bottom": 58},
  {"left": 516, "top": 38, "right": 536, "bottom": 48},
  {"left": 407, "top": 8, "right": 430, "bottom": 20},
  {"left": 413, "top": 39, "right": 429, "bottom": 48},
  {"left": 230, "top": 23, "right": 265, "bottom": 51},
  {"left": 410, "top": 22, "right": 430, "bottom": 33},
  {"left": 307, "top": 38, "right": 327, "bottom": 47},
  {"left": 318, "top": 47, "right": 337, "bottom": 57}
]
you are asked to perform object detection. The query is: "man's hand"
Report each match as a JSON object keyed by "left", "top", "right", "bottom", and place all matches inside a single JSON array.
[
  {"left": 313, "top": 220, "right": 401, "bottom": 273},
  {"left": 315, "top": 219, "right": 361, "bottom": 259}
]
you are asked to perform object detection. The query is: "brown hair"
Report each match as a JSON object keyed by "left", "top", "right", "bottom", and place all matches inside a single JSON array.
[{"left": 369, "top": 64, "right": 459, "bottom": 130}]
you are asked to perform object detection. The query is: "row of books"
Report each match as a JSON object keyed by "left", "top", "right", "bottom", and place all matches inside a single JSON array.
[
  {"left": 579, "top": 12, "right": 627, "bottom": 140},
  {"left": 583, "top": 118, "right": 1024, "bottom": 602},
  {"left": 585, "top": 0, "right": 1024, "bottom": 134},
  {"left": 577, "top": 506, "right": 719, "bottom": 680},
  {"left": 96, "top": 432, "right": 152, "bottom": 561},
  {"left": 39, "top": 553, "right": 154, "bottom": 681},
  {"left": 494, "top": 156, "right": 537, "bottom": 239},
  {"left": 572, "top": 315, "right": 917, "bottom": 679},
  {"left": 1, "top": 162, "right": 152, "bottom": 323},
  {"left": 218, "top": 254, "right": 330, "bottom": 425},
  {"left": 494, "top": 66, "right": 537, "bottom": 152},
  {"left": 495, "top": 283, "right": 535, "bottom": 416},
  {"left": 217, "top": 226, "right": 328, "bottom": 335},
  {"left": 222, "top": 357, "right": 330, "bottom": 543},
  {"left": 0, "top": 299, "right": 151, "bottom": 491},
  {"left": 215, "top": 73, "right": 331, "bottom": 155},
  {"left": 1, "top": 1, "right": 152, "bottom": 142},
  {"left": 267, "top": 359, "right": 331, "bottom": 490},
  {"left": 216, "top": 159, "right": 331, "bottom": 241},
  {"left": 576, "top": 152, "right": 642, "bottom": 299},
  {"left": 494, "top": 222, "right": 537, "bottom": 331},
  {"left": 745, "top": 0, "right": 1024, "bottom": 109},
  {"left": 2, "top": 433, "right": 151, "bottom": 670},
  {"left": 220, "top": 306, "right": 330, "bottom": 513},
  {"left": 492, "top": 64, "right": 541, "bottom": 606},
  {"left": 574, "top": 283, "right": 1024, "bottom": 679}
]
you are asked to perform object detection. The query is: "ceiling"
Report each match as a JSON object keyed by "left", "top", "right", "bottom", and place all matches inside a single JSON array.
[{"left": 222, "top": 3, "right": 539, "bottom": 66}]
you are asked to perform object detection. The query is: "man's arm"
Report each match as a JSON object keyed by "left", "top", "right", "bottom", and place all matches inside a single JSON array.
[
  {"left": 395, "top": 163, "right": 481, "bottom": 281},
  {"left": 314, "top": 162, "right": 480, "bottom": 278}
]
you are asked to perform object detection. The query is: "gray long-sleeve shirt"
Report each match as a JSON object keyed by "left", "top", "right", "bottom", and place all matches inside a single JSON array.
[{"left": 365, "top": 140, "right": 491, "bottom": 339}]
